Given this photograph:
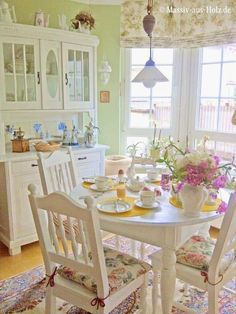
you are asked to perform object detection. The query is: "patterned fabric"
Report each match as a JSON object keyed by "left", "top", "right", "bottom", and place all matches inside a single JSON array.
[
  {"left": 57, "top": 246, "right": 151, "bottom": 294},
  {"left": 120, "top": 0, "right": 236, "bottom": 48},
  {"left": 176, "top": 235, "right": 235, "bottom": 273}
]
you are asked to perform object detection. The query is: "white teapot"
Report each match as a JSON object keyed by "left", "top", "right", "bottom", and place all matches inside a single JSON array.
[{"left": 128, "top": 176, "right": 144, "bottom": 192}]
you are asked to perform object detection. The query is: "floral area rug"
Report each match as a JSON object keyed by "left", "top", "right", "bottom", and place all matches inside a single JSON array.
[{"left": 1, "top": 236, "right": 236, "bottom": 313}]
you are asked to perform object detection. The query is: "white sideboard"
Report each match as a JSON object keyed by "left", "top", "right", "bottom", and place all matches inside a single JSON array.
[{"left": 0, "top": 145, "right": 108, "bottom": 255}]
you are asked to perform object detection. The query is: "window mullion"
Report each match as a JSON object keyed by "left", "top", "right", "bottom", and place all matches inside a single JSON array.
[{"left": 216, "top": 47, "right": 224, "bottom": 132}]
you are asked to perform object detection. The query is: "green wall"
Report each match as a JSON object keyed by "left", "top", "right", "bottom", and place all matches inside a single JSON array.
[{"left": 8, "top": 0, "right": 121, "bottom": 154}]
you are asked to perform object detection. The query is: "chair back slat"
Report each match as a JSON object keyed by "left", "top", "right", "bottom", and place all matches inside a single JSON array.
[
  {"left": 209, "top": 191, "right": 236, "bottom": 281},
  {"left": 79, "top": 220, "right": 90, "bottom": 265},
  {"left": 28, "top": 187, "right": 110, "bottom": 298},
  {"left": 56, "top": 213, "right": 69, "bottom": 257},
  {"left": 48, "top": 210, "right": 60, "bottom": 254},
  {"left": 66, "top": 216, "right": 79, "bottom": 260}
]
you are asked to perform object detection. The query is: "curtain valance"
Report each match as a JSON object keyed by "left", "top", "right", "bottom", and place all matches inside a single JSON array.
[{"left": 120, "top": 0, "right": 236, "bottom": 48}]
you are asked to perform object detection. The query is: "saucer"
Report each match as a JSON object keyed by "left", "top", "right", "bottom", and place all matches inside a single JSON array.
[
  {"left": 134, "top": 199, "right": 160, "bottom": 209},
  {"left": 90, "top": 184, "right": 112, "bottom": 192}
]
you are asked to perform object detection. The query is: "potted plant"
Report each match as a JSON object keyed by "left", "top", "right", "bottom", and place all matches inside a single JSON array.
[{"left": 71, "top": 11, "right": 95, "bottom": 33}]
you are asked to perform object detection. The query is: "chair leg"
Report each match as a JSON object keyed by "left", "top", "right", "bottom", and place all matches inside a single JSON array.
[
  {"left": 45, "top": 287, "right": 56, "bottom": 314},
  {"left": 131, "top": 239, "right": 137, "bottom": 257},
  {"left": 151, "top": 253, "right": 161, "bottom": 314},
  {"left": 140, "top": 242, "right": 146, "bottom": 260},
  {"left": 115, "top": 235, "right": 120, "bottom": 250},
  {"left": 208, "top": 286, "right": 219, "bottom": 314},
  {"left": 139, "top": 273, "right": 148, "bottom": 314}
]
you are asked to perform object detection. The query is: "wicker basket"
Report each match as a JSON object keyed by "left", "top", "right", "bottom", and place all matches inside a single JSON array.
[{"left": 33, "top": 141, "right": 61, "bottom": 152}]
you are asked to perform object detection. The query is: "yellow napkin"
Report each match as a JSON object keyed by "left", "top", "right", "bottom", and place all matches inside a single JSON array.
[
  {"left": 97, "top": 196, "right": 153, "bottom": 217},
  {"left": 169, "top": 196, "right": 221, "bottom": 212}
]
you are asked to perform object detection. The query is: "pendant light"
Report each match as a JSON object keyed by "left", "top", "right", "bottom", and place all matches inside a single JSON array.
[{"left": 132, "top": 0, "right": 168, "bottom": 88}]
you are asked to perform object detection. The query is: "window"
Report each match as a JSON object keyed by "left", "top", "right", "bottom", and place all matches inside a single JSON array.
[
  {"left": 122, "top": 44, "right": 236, "bottom": 159},
  {"left": 122, "top": 48, "right": 179, "bottom": 152},
  {"left": 191, "top": 44, "right": 236, "bottom": 159}
]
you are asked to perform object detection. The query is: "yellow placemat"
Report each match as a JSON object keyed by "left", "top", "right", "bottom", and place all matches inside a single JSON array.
[
  {"left": 82, "top": 182, "right": 93, "bottom": 189},
  {"left": 169, "top": 196, "right": 221, "bottom": 212},
  {"left": 97, "top": 197, "right": 153, "bottom": 217}
]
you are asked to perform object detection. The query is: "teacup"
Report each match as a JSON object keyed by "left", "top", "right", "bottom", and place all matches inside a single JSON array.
[
  {"left": 95, "top": 176, "right": 110, "bottom": 190},
  {"left": 147, "top": 168, "right": 159, "bottom": 181},
  {"left": 140, "top": 190, "right": 156, "bottom": 207}
]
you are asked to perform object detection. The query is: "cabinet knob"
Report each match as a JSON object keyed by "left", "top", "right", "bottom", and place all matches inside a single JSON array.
[
  {"left": 31, "top": 163, "right": 38, "bottom": 167},
  {"left": 65, "top": 73, "right": 68, "bottom": 85},
  {"left": 78, "top": 157, "right": 87, "bottom": 161},
  {"left": 37, "top": 72, "right": 40, "bottom": 84}
]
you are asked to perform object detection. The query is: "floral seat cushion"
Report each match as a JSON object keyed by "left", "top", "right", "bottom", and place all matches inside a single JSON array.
[
  {"left": 57, "top": 246, "right": 151, "bottom": 294},
  {"left": 176, "top": 235, "right": 235, "bottom": 274}
]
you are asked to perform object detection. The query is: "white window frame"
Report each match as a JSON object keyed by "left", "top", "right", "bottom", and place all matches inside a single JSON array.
[
  {"left": 188, "top": 47, "right": 236, "bottom": 146},
  {"left": 121, "top": 46, "right": 236, "bottom": 155}
]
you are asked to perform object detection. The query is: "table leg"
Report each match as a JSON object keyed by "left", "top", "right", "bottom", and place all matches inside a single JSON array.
[{"left": 160, "top": 248, "right": 176, "bottom": 314}]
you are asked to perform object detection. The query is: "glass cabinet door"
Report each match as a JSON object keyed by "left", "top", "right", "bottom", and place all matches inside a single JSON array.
[
  {"left": 41, "top": 40, "right": 62, "bottom": 109},
  {"left": 0, "top": 37, "right": 41, "bottom": 109},
  {"left": 63, "top": 43, "right": 93, "bottom": 110}
]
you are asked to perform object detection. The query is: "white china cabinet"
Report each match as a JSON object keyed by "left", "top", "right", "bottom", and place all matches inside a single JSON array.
[
  {"left": 0, "top": 23, "right": 99, "bottom": 111},
  {"left": 0, "top": 23, "right": 103, "bottom": 255}
]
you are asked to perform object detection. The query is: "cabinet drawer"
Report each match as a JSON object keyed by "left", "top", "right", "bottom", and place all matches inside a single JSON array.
[
  {"left": 77, "top": 162, "right": 101, "bottom": 178},
  {"left": 75, "top": 152, "right": 100, "bottom": 164},
  {"left": 12, "top": 160, "right": 39, "bottom": 175}
]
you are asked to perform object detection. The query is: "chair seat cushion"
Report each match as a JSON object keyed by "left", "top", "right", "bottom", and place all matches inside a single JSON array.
[
  {"left": 176, "top": 235, "right": 235, "bottom": 274},
  {"left": 57, "top": 246, "right": 151, "bottom": 294}
]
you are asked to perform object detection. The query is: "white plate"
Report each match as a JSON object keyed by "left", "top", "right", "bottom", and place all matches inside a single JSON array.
[
  {"left": 97, "top": 199, "right": 132, "bottom": 214},
  {"left": 134, "top": 199, "right": 160, "bottom": 209},
  {"left": 82, "top": 177, "right": 95, "bottom": 184},
  {"left": 90, "top": 184, "right": 113, "bottom": 192}
]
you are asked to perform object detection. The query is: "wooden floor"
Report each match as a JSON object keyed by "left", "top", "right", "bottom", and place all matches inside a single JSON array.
[
  {"left": 0, "top": 241, "right": 43, "bottom": 280},
  {"left": 0, "top": 227, "right": 219, "bottom": 281}
]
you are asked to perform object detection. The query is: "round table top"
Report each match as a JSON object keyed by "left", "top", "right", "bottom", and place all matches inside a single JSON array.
[{"left": 70, "top": 181, "right": 228, "bottom": 227}]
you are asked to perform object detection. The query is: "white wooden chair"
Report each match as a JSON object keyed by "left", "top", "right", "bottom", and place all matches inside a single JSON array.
[
  {"left": 37, "top": 147, "right": 79, "bottom": 195},
  {"left": 151, "top": 190, "right": 236, "bottom": 314},
  {"left": 28, "top": 184, "right": 151, "bottom": 314}
]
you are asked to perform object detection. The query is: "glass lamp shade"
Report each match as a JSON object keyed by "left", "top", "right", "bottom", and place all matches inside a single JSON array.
[{"left": 132, "top": 58, "right": 168, "bottom": 88}]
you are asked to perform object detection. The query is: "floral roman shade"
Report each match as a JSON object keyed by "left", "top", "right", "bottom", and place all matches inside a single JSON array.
[{"left": 120, "top": 0, "right": 236, "bottom": 48}]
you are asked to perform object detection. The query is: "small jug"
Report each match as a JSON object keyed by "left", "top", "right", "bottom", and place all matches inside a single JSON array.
[{"left": 58, "top": 14, "right": 68, "bottom": 30}]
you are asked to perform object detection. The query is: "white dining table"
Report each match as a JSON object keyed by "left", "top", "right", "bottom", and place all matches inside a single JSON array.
[{"left": 71, "top": 182, "right": 223, "bottom": 314}]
